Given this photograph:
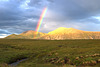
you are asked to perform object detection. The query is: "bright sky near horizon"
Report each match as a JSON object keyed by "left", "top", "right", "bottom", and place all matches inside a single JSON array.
[{"left": 0, "top": 0, "right": 100, "bottom": 38}]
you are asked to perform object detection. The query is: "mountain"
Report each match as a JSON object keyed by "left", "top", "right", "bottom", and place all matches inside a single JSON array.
[
  {"left": 19, "top": 30, "right": 46, "bottom": 39},
  {"left": 5, "top": 30, "right": 47, "bottom": 39},
  {"left": 5, "top": 27, "right": 100, "bottom": 40},
  {"left": 39, "top": 27, "right": 100, "bottom": 40}
]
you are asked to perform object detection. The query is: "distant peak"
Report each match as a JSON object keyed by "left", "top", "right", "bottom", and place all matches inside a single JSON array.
[
  {"left": 23, "top": 30, "right": 35, "bottom": 33},
  {"left": 11, "top": 34, "right": 18, "bottom": 35}
]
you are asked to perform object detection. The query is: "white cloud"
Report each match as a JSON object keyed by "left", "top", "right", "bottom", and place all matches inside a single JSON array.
[
  {"left": 0, "top": 34, "right": 8, "bottom": 38},
  {"left": 0, "top": 0, "right": 9, "bottom": 1},
  {"left": 20, "top": 0, "right": 30, "bottom": 9},
  {"left": 93, "top": 16, "right": 100, "bottom": 21}
]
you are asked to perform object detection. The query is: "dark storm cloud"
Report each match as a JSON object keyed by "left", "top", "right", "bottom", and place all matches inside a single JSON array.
[
  {"left": 0, "top": 0, "right": 39, "bottom": 21},
  {"left": 0, "top": 0, "right": 25, "bottom": 20},
  {"left": 0, "top": 19, "right": 38, "bottom": 33},
  {"left": 0, "top": 0, "right": 41, "bottom": 34},
  {"left": 48, "top": 0, "right": 100, "bottom": 21}
]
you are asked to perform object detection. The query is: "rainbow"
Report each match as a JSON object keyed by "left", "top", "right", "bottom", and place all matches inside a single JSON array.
[{"left": 35, "top": 7, "right": 48, "bottom": 36}]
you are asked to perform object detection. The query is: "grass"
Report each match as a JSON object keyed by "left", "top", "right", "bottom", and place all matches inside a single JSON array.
[{"left": 0, "top": 39, "right": 100, "bottom": 67}]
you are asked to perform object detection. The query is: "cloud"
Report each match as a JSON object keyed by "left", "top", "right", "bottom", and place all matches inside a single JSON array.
[
  {"left": 39, "top": 0, "right": 100, "bottom": 32},
  {"left": 0, "top": 34, "right": 9, "bottom": 38},
  {"left": 28, "top": 0, "right": 53, "bottom": 7},
  {"left": 0, "top": 0, "right": 100, "bottom": 38},
  {"left": 49, "top": 0, "right": 100, "bottom": 20},
  {"left": 0, "top": 0, "right": 39, "bottom": 33},
  {"left": 0, "top": 29, "right": 10, "bottom": 34}
]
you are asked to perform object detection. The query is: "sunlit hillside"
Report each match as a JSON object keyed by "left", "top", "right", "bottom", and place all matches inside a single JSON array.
[
  {"left": 40, "top": 27, "right": 100, "bottom": 40},
  {"left": 5, "top": 30, "right": 47, "bottom": 39}
]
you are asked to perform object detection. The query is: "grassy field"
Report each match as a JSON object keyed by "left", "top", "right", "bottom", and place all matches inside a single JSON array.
[{"left": 0, "top": 39, "right": 100, "bottom": 67}]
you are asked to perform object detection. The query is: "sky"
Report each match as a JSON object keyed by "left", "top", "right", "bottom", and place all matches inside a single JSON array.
[{"left": 0, "top": 0, "right": 100, "bottom": 38}]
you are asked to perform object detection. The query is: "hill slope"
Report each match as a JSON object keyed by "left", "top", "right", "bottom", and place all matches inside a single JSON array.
[
  {"left": 40, "top": 27, "right": 100, "bottom": 40},
  {"left": 6, "top": 30, "right": 47, "bottom": 39},
  {"left": 5, "top": 27, "right": 100, "bottom": 39}
]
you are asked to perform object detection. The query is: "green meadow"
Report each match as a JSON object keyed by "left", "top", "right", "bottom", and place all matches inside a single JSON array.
[{"left": 0, "top": 39, "right": 100, "bottom": 67}]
